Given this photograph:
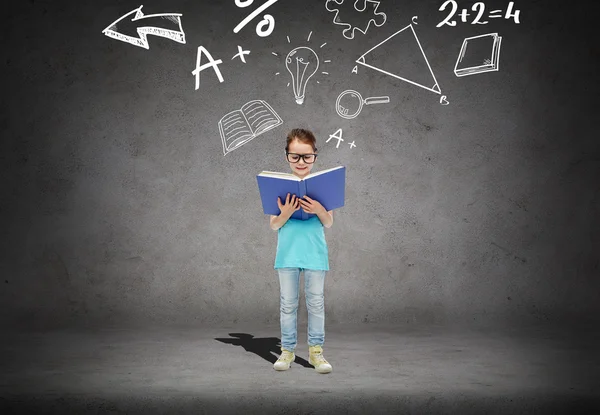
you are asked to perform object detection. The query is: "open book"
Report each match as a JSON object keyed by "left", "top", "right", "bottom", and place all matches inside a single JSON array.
[
  {"left": 257, "top": 166, "right": 346, "bottom": 220},
  {"left": 218, "top": 100, "right": 283, "bottom": 155}
]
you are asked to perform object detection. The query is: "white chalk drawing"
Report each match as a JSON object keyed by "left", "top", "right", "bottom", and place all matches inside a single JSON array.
[
  {"left": 326, "top": 128, "right": 357, "bottom": 149},
  {"left": 102, "top": 5, "right": 185, "bottom": 49},
  {"left": 454, "top": 33, "right": 502, "bottom": 77},
  {"left": 273, "top": 32, "right": 332, "bottom": 104},
  {"left": 335, "top": 90, "right": 389, "bottom": 119},
  {"left": 218, "top": 100, "right": 283, "bottom": 155},
  {"left": 286, "top": 47, "right": 319, "bottom": 105},
  {"left": 412, "top": 15, "right": 418, "bottom": 24},
  {"left": 325, "top": 0, "right": 386, "bottom": 40},
  {"left": 437, "top": 1, "right": 520, "bottom": 27},
  {"left": 231, "top": 45, "right": 251, "bottom": 63},
  {"left": 233, "top": 0, "right": 279, "bottom": 37},
  {"left": 356, "top": 23, "right": 442, "bottom": 96},
  {"left": 326, "top": 128, "right": 345, "bottom": 148},
  {"left": 192, "top": 46, "right": 224, "bottom": 90}
]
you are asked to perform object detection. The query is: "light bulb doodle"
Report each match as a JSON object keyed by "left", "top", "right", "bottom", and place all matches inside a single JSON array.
[
  {"left": 285, "top": 46, "right": 319, "bottom": 105},
  {"left": 272, "top": 32, "right": 331, "bottom": 104}
]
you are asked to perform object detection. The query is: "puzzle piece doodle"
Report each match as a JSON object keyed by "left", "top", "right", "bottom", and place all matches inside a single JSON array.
[{"left": 325, "top": 0, "right": 386, "bottom": 40}]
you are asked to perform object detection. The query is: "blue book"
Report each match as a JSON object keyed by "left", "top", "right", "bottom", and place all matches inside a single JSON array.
[{"left": 257, "top": 166, "right": 346, "bottom": 220}]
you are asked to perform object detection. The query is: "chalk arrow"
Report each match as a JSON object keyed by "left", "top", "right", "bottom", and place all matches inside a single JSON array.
[{"left": 102, "top": 5, "right": 186, "bottom": 49}]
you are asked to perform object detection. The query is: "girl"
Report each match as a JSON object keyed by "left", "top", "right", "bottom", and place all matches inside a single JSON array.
[{"left": 270, "top": 128, "right": 333, "bottom": 374}]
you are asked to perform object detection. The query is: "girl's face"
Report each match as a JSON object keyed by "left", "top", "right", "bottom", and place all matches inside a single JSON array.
[{"left": 287, "top": 138, "right": 316, "bottom": 178}]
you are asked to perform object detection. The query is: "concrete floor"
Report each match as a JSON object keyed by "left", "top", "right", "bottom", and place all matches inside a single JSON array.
[{"left": 1, "top": 322, "right": 599, "bottom": 414}]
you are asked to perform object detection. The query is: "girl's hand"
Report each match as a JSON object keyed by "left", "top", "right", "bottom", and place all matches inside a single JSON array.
[
  {"left": 298, "top": 195, "right": 326, "bottom": 215},
  {"left": 277, "top": 193, "right": 301, "bottom": 216}
]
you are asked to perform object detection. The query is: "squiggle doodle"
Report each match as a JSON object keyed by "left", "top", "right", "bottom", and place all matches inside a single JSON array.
[{"left": 325, "top": 0, "right": 386, "bottom": 40}]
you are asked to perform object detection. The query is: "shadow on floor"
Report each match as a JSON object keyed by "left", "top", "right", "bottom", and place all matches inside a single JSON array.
[{"left": 215, "top": 333, "right": 313, "bottom": 368}]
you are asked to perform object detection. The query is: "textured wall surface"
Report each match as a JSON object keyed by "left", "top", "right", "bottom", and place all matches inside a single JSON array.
[{"left": 1, "top": 0, "right": 598, "bottom": 329}]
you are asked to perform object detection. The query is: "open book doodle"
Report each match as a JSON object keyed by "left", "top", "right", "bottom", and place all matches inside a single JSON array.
[{"left": 218, "top": 100, "right": 283, "bottom": 155}]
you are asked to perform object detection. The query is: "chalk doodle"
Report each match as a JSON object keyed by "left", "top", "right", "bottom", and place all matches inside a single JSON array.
[
  {"left": 437, "top": 1, "right": 520, "bottom": 27},
  {"left": 273, "top": 32, "right": 332, "bottom": 104},
  {"left": 102, "top": 5, "right": 185, "bottom": 49},
  {"left": 192, "top": 46, "right": 224, "bottom": 90},
  {"left": 325, "top": 0, "right": 386, "bottom": 40},
  {"left": 356, "top": 23, "right": 448, "bottom": 104},
  {"left": 191, "top": 45, "right": 252, "bottom": 89},
  {"left": 231, "top": 45, "right": 251, "bottom": 63},
  {"left": 233, "top": 0, "right": 279, "bottom": 37},
  {"left": 335, "top": 90, "right": 389, "bottom": 119},
  {"left": 286, "top": 47, "right": 319, "bottom": 105},
  {"left": 327, "top": 128, "right": 345, "bottom": 149},
  {"left": 454, "top": 33, "right": 502, "bottom": 77},
  {"left": 218, "top": 100, "right": 283, "bottom": 155},
  {"left": 327, "top": 129, "right": 357, "bottom": 149}
]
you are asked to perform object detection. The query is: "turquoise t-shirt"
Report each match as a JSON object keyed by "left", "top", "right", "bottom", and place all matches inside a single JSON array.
[{"left": 274, "top": 215, "right": 329, "bottom": 271}]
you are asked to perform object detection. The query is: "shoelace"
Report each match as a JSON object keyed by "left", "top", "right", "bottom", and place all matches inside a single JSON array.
[
  {"left": 280, "top": 351, "right": 294, "bottom": 361},
  {"left": 311, "top": 351, "right": 328, "bottom": 364}
]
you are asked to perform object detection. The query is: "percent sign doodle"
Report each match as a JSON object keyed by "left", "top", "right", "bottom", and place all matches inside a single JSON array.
[{"left": 233, "top": 0, "right": 279, "bottom": 37}]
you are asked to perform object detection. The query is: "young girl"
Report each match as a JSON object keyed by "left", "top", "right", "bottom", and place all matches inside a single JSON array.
[{"left": 270, "top": 128, "right": 333, "bottom": 374}]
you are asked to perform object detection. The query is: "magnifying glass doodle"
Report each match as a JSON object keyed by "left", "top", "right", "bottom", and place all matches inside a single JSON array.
[{"left": 335, "top": 89, "right": 390, "bottom": 119}]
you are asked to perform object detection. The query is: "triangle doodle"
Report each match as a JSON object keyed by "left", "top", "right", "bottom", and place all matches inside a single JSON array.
[{"left": 356, "top": 24, "right": 441, "bottom": 95}]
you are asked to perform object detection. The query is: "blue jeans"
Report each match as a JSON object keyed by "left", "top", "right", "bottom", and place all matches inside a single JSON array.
[{"left": 277, "top": 267, "right": 326, "bottom": 351}]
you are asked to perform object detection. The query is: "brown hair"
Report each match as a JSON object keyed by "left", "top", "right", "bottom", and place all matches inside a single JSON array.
[{"left": 286, "top": 128, "right": 317, "bottom": 153}]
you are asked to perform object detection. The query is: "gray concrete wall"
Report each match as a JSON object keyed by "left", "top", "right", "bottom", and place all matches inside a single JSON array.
[{"left": 1, "top": 0, "right": 598, "bottom": 329}]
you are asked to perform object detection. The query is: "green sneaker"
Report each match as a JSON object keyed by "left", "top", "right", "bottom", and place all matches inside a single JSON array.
[
  {"left": 273, "top": 348, "right": 295, "bottom": 371},
  {"left": 309, "top": 345, "right": 332, "bottom": 374}
]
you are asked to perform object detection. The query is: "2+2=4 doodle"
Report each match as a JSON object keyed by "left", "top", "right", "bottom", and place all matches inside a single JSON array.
[{"left": 437, "top": 1, "right": 521, "bottom": 27}]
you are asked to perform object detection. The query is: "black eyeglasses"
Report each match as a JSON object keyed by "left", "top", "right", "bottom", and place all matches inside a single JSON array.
[{"left": 286, "top": 152, "right": 318, "bottom": 164}]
